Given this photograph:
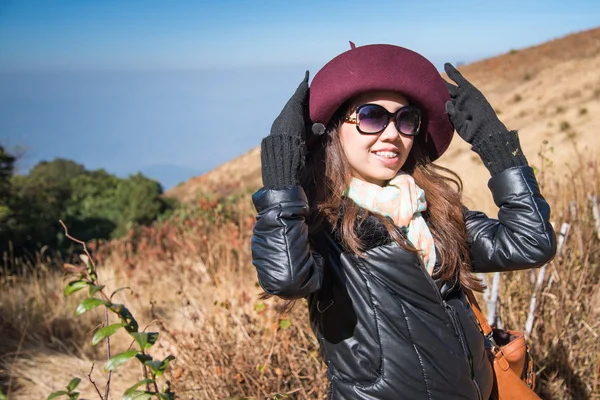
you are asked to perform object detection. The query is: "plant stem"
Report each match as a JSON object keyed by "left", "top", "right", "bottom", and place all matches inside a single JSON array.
[
  {"left": 152, "top": 374, "right": 160, "bottom": 394},
  {"left": 88, "top": 363, "right": 105, "bottom": 400},
  {"left": 142, "top": 354, "right": 151, "bottom": 392},
  {"left": 104, "top": 307, "right": 112, "bottom": 399}
]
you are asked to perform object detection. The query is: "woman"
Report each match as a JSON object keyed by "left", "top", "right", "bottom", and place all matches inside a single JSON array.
[{"left": 251, "top": 43, "right": 556, "bottom": 400}]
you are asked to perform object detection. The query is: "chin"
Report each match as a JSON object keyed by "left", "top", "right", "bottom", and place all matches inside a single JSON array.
[
  {"left": 371, "top": 171, "right": 399, "bottom": 184},
  {"left": 381, "top": 167, "right": 402, "bottom": 180}
]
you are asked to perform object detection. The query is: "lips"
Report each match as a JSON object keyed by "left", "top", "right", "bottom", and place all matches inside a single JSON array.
[
  {"left": 372, "top": 150, "right": 400, "bottom": 165},
  {"left": 372, "top": 151, "right": 399, "bottom": 159}
]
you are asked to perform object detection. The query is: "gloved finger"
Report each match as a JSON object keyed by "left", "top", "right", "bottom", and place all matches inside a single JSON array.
[
  {"left": 292, "top": 70, "right": 310, "bottom": 101},
  {"left": 278, "top": 72, "right": 310, "bottom": 114},
  {"left": 454, "top": 89, "right": 474, "bottom": 110},
  {"left": 271, "top": 71, "right": 311, "bottom": 136},
  {"left": 445, "top": 101, "right": 465, "bottom": 131},
  {"left": 445, "top": 81, "right": 459, "bottom": 97},
  {"left": 444, "top": 63, "right": 469, "bottom": 87},
  {"left": 445, "top": 101, "right": 461, "bottom": 123}
]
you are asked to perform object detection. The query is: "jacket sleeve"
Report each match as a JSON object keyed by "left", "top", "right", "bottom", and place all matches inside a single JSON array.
[
  {"left": 251, "top": 185, "right": 323, "bottom": 300},
  {"left": 464, "top": 166, "right": 557, "bottom": 273}
]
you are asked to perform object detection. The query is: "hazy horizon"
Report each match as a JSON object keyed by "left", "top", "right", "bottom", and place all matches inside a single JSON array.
[{"left": 1, "top": 1, "right": 599, "bottom": 190}]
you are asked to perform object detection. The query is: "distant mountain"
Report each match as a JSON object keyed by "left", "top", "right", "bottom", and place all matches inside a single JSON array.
[{"left": 138, "top": 163, "right": 203, "bottom": 191}]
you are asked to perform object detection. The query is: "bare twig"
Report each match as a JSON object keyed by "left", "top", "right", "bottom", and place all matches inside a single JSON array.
[
  {"left": 589, "top": 195, "right": 600, "bottom": 240},
  {"left": 231, "top": 313, "right": 253, "bottom": 342},
  {"left": 525, "top": 222, "right": 569, "bottom": 336},
  {"left": 264, "top": 387, "right": 303, "bottom": 399},
  {"left": 581, "top": 320, "right": 599, "bottom": 338},
  {"left": 486, "top": 272, "right": 501, "bottom": 328},
  {"left": 59, "top": 220, "right": 112, "bottom": 399},
  {"left": 262, "top": 327, "right": 279, "bottom": 372},
  {"left": 59, "top": 220, "right": 96, "bottom": 269},
  {"left": 88, "top": 363, "right": 105, "bottom": 400}
]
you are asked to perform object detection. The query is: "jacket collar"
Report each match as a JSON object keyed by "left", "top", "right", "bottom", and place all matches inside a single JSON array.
[{"left": 336, "top": 206, "right": 459, "bottom": 299}]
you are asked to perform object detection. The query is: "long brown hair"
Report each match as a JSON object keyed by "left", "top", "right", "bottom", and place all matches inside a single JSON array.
[{"left": 301, "top": 115, "right": 485, "bottom": 292}]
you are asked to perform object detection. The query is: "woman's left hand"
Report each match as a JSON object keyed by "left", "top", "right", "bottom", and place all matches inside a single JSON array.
[
  {"left": 444, "top": 62, "right": 528, "bottom": 176},
  {"left": 443, "top": 62, "right": 508, "bottom": 143}
]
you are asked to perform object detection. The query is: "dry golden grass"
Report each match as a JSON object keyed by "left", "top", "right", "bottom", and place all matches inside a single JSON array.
[
  {"left": 0, "top": 257, "right": 148, "bottom": 399},
  {"left": 2, "top": 155, "right": 600, "bottom": 399}
]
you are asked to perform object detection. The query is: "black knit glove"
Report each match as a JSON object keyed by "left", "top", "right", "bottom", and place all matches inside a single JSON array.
[
  {"left": 444, "top": 63, "right": 528, "bottom": 176},
  {"left": 261, "top": 71, "right": 310, "bottom": 189}
]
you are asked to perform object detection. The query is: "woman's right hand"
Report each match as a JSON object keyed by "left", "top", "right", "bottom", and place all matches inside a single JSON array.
[
  {"left": 270, "top": 71, "right": 311, "bottom": 139},
  {"left": 260, "top": 71, "right": 310, "bottom": 189}
]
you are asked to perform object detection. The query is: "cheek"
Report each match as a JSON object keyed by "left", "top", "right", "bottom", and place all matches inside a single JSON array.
[
  {"left": 340, "top": 125, "right": 378, "bottom": 153},
  {"left": 403, "top": 137, "right": 415, "bottom": 154}
]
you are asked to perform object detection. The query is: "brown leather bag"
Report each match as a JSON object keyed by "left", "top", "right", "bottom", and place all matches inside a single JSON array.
[{"left": 465, "top": 289, "right": 540, "bottom": 400}]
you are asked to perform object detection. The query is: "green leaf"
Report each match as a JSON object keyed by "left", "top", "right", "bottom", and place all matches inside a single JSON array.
[
  {"left": 68, "top": 392, "right": 80, "bottom": 400},
  {"left": 64, "top": 280, "right": 88, "bottom": 296},
  {"left": 124, "top": 378, "right": 155, "bottom": 396},
  {"left": 278, "top": 318, "right": 291, "bottom": 329},
  {"left": 88, "top": 284, "right": 105, "bottom": 296},
  {"left": 79, "top": 254, "right": 93, "bottom": 272},
  {"left": 131, "top": 332, "right": 159, "bottom": 350},
  {"left": 104, "top": 350, "right": 138, "bottom": 371},
  {"left": 110, "top": 286, "right": 132, "bottom": 300},
  {"left": 75, "top": 297, "right": 108, "bottom": 316},
  {"left": 145, "top": 359, "right": 162, "bottom": 372},
  {"left": 0, "top": 391, "right": 7, "bottom": 400},
  {"left": 123, "top": 392, "right": 154, "bottom": 400},
  {"left": 254, "top": 302, "right": 266, "bottom": 313},
  {"left": 109, "top": 304, "right": 139, "bottom": 332},
  {"left": 158, "top": 393, "right": 176, "bottom": 400},
  {"left": 47, "top": 391, "right": 69, "bottom": 400},
  {"left": 135, "top": 353, "right": 153, "bottom": 363},
  {"left": 145, "top": 355, "right": 175, "bottom": 377},
  {"left": 66, "top": 377, "right": 81, "bottom": 392},
  {"left": 91, "top": 323, "right": 124, "bottom": 346}
]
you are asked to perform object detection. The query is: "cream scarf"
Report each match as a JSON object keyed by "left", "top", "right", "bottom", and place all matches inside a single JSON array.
[{"left": 345, "top": 172, "right": 437, "bottom": 275}]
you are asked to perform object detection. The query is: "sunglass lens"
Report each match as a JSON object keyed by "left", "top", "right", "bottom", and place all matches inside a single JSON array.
[
  {"left": 356, "top": 105, "right": 387, "bottom": 134},
  {"left": 396, "top": 108, "right": 421, "bottom": 136}
]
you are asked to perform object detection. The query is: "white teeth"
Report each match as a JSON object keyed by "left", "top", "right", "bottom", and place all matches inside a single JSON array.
[{"left": 374, "top": 151, "right": 398, "bottom": 159}]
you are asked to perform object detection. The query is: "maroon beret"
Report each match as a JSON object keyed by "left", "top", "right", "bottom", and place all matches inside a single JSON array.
[{"left": 309, "top": 43, "right": 454, "bottom": 161}]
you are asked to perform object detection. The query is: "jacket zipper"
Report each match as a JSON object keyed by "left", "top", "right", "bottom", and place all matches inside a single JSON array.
[
  {"left": 444, "top": 303, "right": 483, "bottom": 400},
  {"left": 413, "top": 255, "right": 483, "bottom": 400}
]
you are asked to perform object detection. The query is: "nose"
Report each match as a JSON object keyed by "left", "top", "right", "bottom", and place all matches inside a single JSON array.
[{"left": 379, "top": 120, "right": 400, "bottom": 141}]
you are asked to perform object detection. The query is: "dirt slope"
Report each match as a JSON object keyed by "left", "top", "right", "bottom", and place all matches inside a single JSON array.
[{"left": 166, "top": 26, "right": 600, "bottom": 214}]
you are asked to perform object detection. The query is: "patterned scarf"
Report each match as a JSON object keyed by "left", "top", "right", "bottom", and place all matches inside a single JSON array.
[{"left": 344, "top": 172, "right": 437, "bottom": 275}]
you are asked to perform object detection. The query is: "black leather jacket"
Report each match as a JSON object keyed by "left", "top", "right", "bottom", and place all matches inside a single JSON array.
[{"left": 251, "top": 166, "right": 556, "bottom": 400}]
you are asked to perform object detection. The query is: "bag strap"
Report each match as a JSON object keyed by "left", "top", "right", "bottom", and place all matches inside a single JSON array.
[{"left": 464, "top": 288, "right": 493, "bottom": 337}]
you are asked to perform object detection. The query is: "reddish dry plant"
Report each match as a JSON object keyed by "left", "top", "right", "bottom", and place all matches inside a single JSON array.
[{"left": 2, "top": 163, "right": 600, "bottom": 399}]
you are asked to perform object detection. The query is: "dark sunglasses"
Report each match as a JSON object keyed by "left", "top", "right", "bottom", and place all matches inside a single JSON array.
[{"left": 344, "top": 104, "right": 422, "bottom": 136}]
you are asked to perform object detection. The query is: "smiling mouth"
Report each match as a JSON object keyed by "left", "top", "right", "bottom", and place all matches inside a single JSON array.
[{"left": 372, "top": 151, "right": 399, "bottom": 159}]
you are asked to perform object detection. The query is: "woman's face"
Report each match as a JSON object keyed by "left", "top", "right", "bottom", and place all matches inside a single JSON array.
[{"left": 338, "top": 91, "right": 416, "bottom": 186}]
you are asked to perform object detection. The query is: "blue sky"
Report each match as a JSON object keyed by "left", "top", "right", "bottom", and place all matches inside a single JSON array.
[{"left": 1, "top": 0, "right": 599, "bottom": 189}]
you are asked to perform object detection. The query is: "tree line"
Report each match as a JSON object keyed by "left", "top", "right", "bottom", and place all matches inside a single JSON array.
[{"left": 0, "top": 146, "right": 174, "bottom": 260}]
